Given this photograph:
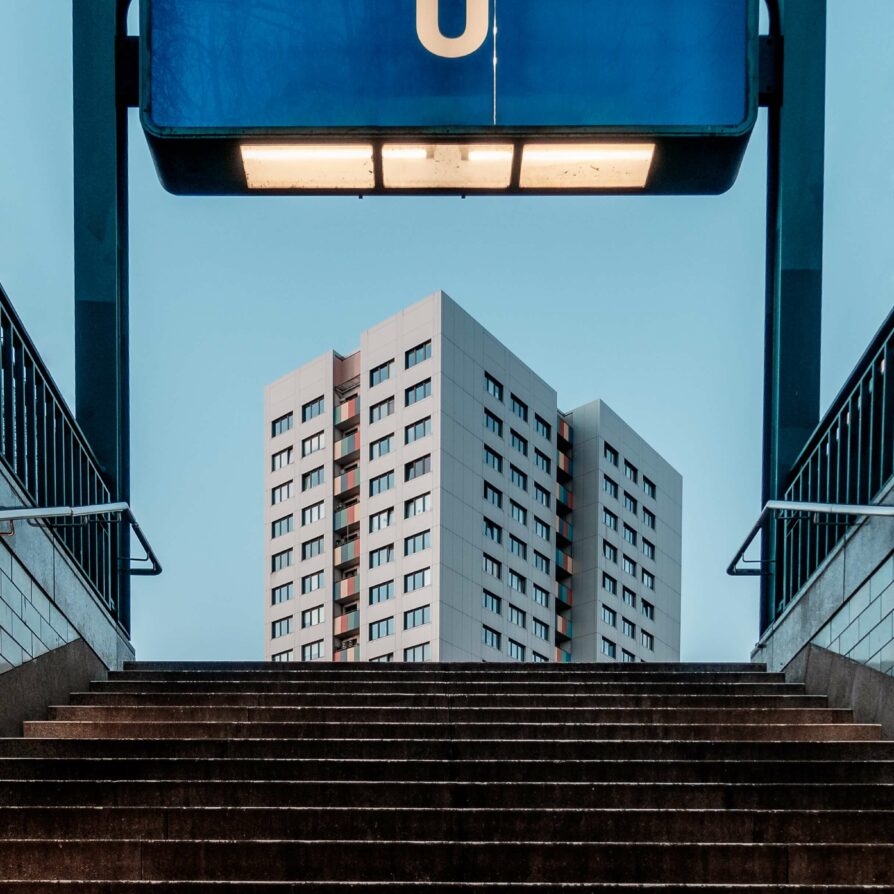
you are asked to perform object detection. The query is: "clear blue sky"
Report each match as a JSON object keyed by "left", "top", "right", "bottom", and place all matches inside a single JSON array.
[{"left": 0, "top": 1, "right": 891, "bottom": 662}]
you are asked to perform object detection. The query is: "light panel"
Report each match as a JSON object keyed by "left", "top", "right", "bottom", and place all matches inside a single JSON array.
[
  {"left": 382, "top": 144, "right": 514, "bottom": 189},
  {"left": 520, "top": 143, "right": 656, "bottom": 189},
  {"left": 241, "top": 144, "right": 375, "bottom": 189}
]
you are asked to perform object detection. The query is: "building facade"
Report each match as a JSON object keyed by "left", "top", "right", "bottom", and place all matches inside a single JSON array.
[{"left": 264, "top": 292, "right": 681, "bottom": 663}]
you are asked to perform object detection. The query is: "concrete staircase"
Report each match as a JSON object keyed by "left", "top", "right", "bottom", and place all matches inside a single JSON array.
[{"left": 0, "top": 661, "right": 892, "bottom": 890}]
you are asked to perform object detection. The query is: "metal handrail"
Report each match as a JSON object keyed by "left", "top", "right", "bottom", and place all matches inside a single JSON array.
[
  {"left": 728, "top": 500, "right": 894, "bottom": 577},
  {"left": 0, "top": 502, "right": 162, "bottom": 577}
]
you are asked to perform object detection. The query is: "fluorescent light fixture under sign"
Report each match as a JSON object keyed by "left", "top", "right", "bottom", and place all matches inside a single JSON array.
[
  {"left": 241, "top": 144, "right": 375, "bottom": 189},
  {"left": 383, "top": 143, "right": 514, "bottom": 189},
  {"left": 520, "top": 143, "right": 656, "bottom": 189}
]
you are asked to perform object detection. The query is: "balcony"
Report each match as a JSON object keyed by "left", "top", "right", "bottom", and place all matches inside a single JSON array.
[
  {"left": 556, "top": 482, "right": 574, "bottom": 510},
  {"left": 334, "top": 610, "right": 360, "bottom": 637},
  {"left": 557, "top": 450, "right": 572, "bottom": 476},
  {"left": 556, "top": 549, "right": 573, "bottom": 575},
  {"left": 333, "top": 644, "right": 361, "bottom": 662},
  {"left": 558, "top": 417, "right": 573, "bottom": 446},
  {"left": 334, "top": 537, "right": 360, "bottom": 568},
  {"left": 556, "top": 614, "right": 572, "bottom": 639},
  {"left": 334, "top": 395, "right": 360, "bottom": 429},
  {"left": 333, "top": 574, "right": 359, "bottom": 603},
  {"left": 556, "top": 582, "right": 573, "bottom": 608},
  {"left": 334, "top": 467, "right": 360, "bottom": 498},
  {"left": 333, "top": 503, "right": 360, "bottom": 532},
  {"left": 554, "top": 646, "right": 572, "bottom": 663},
  {"left": 556, "top": 516, "right": 573, "bottom": 541},
  {"left": 334, "top": 431, "right": 360, "bottom": 463}
]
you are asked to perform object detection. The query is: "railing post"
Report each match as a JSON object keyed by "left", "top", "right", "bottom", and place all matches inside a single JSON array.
[
  {"left": 761, "top": 0, "right": 827, "bottom": 632},
  {"left": 73, "top": 0, "right": 132, "bottom": 633}
]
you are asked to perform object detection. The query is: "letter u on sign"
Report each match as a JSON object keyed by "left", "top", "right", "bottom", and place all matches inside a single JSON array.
[{"left": 416, "top": 0, "right": 490, "bottom": 58}]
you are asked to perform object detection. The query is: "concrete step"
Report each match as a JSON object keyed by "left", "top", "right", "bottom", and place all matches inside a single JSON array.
[
  {"left": 0, "top": 840, "right": 892, "bottom": 884},
  {"left": 23, "top": 720, "right": 882, "bottom": 741},
  {"left": 44, "top": 705, "right": 855, "bottom": 725},
  {"left": 0, "top": 806, "right": 890, "bottom": 843},
  {"left": 0, "top": 780, "right": 889, "bottom": 809}
]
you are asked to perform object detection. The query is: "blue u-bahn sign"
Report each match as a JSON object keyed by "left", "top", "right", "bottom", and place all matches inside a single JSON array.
[{"left": 141, "top": 0, "right": 759, "bottom": 195}]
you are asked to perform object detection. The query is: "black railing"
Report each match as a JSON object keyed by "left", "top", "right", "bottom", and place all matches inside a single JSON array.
[
  {"left": 0, "top": 284, "right": 117, "bottom": 616},
  {"left": 769, "top": 308, "right": 894, "bottom": 628}
]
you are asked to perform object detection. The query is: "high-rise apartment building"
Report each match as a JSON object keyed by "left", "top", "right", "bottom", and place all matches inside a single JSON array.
[{"left": 264, "top": 292, "right": 681, "bottom": 663}]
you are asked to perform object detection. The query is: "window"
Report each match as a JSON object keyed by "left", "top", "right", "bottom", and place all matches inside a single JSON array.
[
  {"left": 622, "top": 649, "right": 636, "bottom": 663},
  {"left": 485, "top": 372, "right": 504, "bottom": 401},
  {"left": 404, "top": 642, "right": 431, "bottom": 662},
  {"left": 534, "top": 517, "right": 550, "bottom": 541},
  {"left": 510, "top": 466, "right": 528, "bottom": 491},
  {"left": 602, "top": 605, "right": 617, "bottom": 626},
  {"left": 604, "top": 476, "right": 619, "bottom": 499},
  {"left": 483, "top": 482, "right": 503, "bottom": 508},
  {"left": 533, "top": 551, "right": 550, "bottom": 574},
  {"left": 405, "top": 454, "right": 432, "bottom": 482},
  {"left": 483, "top": 518, "right": 503, "bottom": 544},
  {"left": 534, "top": 449, "right": 551, "bottom": 474},
  {"left": 302, "top": 466, "right": 324, "bottom": 491},
  {"left": 532, "top": 618, "right": 549, "bottom": 641},
  {"left": 483, "top": 590, "right": 502, "bottom": 614},
  {"left": 485, "top": 410, "right": 503, "bottom": 437},
  {"left": 302, "top": 536, "right": 324, "bottom": 560},
  {"left": 602, "top": 637, "right": 617, "bottom": 659},
  {"left": 533, "top": 651, "right": 548, "bottom": 663},
  {"left": 369, "top": 544, "right": 394, "bottom": 568},
  {"left": 272, "top": 447, "right": 293, "bottom": 470},
  {"left": 302, "top": 431, "right": 325, "bottom": 457},
  {"left": 406, "top": 340, "right": 432, "bottom": 369},
  {"left": 511, "top": 395, "right": 528, "bottom": 422},
  {"left": 625, "top": 461, "right": 638, "bottom": 484},
  {"left": 406, "top": 417, "right": 432, "bottom": 444},
  {"left": 271, "top": 582, "right": 293, "bottom": 605},
  {"left": 369, "top": 508, "right": 394, "bottom": 533},
  {"left": 535, "top": 415, "right": 551, "bottom": 440},
  {"left": 301, "top": 605, "right": 325, "bottom": 628},
  {"left": 534, "top": 484, "right": 551, "bottom": 508},
  {"left": 370, "top": 360, "right": 393, "bottom": 387},
  {"left": 510, "top": 501, "right": 527, "bottom": 525},
  {"left": 624, "top": 492, "right": 638, "bottom": 514},
  {"left": 272, "top": 649, "right": 293, "bottom": 663},
  {"left": 642, "top": 570, "right": 656, "bottom": 590},
  {"left": 405, "top": 379, "right": 431, "bottom": 407},
  {"left": 508, "top": 639, "right": 525, "bottom": 661},
  {"left": 271, "top": 549, "right": 293, "bottom": 572},
  {"left": 508, "top": 604, "right": 526, "bottom": 628},
  {"left": 371, "top": 653, "right": 394, "bottom": 663},
  {"left": 404, "top": 567, "right": 432, "bottom": 592},
  {"left": 482, "top": 625, "right": 501, "bottom": 650},
  {"left": 643, "top": 508, "right": 656, "bottom": 530},
  {"left": 272, "top": 481, "right": 294, "bottom": 505},
  {"left": 603, "top": 573, "right": 618, "bottom": 595},
  {"left": 604, "top": 443, "right": 619, "bottom": 466},
  {"left": 484, "top": 446, "right": 503, "bottom": 473},
  {"left": 370, "top": 581, "right": 395, "bottom": 605},
  {"left": 509, "top": 535, "right": 527, "bottom": 559},
  {"left": 405, "top": 492, "right": 432, "bottom": 518},
  {"left": 370, "top": 470, "right": 395, "bottom": 496},
  {"left": 369, "top": 617, "right": 394, "bottom": 641},
  {"left": 404, "top": 604, "right": 431, "bottom": 630},
  {"left": 642, "top": 599, "right": 655, "bottom": 621},
  {"left": 603, "top": 541, "right": 618, "bottom": 563},
  {"left": 301, "top": 640, "right": 324, "bottom": 661},
  {"left": 302, "top": 396, "right": 324, "bottom": 422},
  {"left": 405, "top": 530, "right": 431, "bottom": 556},
  {"left": 623, "top": 555, "right": 637, "bottom": 576},
  {"left": 510, "top": 430, "right": 528, "bottom": 456},
  {"left": 623, "top": 525, "right": 637, "bottom": 546},
  {"left": 603, "top": 508, "right": 618, "bottom": 531},
  {"left": 623, "top": 617, "right": 636, "bottom": 639},
  {"left": 301, "top": 571, "right": 324, "bottom": 594},
  {"left": 622, "top": 588, "right": 637, "bottom": 609},
  {"left": 369, "top": 434, "right": 393, "bottom": 460},
  {"left": 643, "top": 477, "right": 657, "bottom": 499},
  {"left": 533, "top": 584, "right": 550, "bottom": 608},
  {"left": 370, "top": 396, "right": 395, "bottom": 423},
  {"left": 508, "top": 570, "right": 526, "bottom": 594},
  {"left": 641, "top": 630, "right": 655, "bottom": 651},
  {"left": 272, "top": 515, "right": 293, "bottom": 539},
  {"left": 643, "top": 539, "right": 656, "bottom": 561},
  {"left": 272, "top": 413, "right": 294, "bottom": 437},
  {"left": 483, "top": 554, "right": 502, "bottom": 579},
  {"left": 301, "top": 502, "right": 325, "bottom": 525},
  {"left": 271, "top": 617, "right": 292, "bottom": 639}
]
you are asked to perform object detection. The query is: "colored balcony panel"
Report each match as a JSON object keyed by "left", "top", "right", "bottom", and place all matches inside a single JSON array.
[
  {"left": 554, "top": 646, "right": 572, "bottom": 663},
  {"left": 334, "top": 396, "right": 361, "bottom": 428},
  {"left": 334, "top": 610, "right": 360, "bottom": 636},
  {"left": 556, "top": 615, "right": 573, "bottom": 639},
  {"left": 333, "top": 574, "right": 359, "bottom": 602},
  {"left": 556, "top": 482, "right": 574, "bottom": 509},
  {"left": 556, "top": 582, "right": 573, "bottom": 608},
  {"left": 556, "top": 517, "right": 573, "bottom": 541},
  {"left": 335, "top": 432, "right": 360, "bottom": 461},
  {"left": 555, "top": 550, "right": 573, "bottom": 575},
  {"left": 558, "top": 418, "right": 573, "bottom": 444},
  {"left": 557, "top": 451, "right": 573, "bottom": 475},
  {"left": 333, "top": 644, "right": 361, "bottom": 663},
  {"left": 333, "top": 504, "right": 360, "bottom": 532},
  {"left": 334, "top": 468, "right": 360, "bottom": 497},
  {"left": 334, "top": 538, "right": 360, "bottom": 568}
]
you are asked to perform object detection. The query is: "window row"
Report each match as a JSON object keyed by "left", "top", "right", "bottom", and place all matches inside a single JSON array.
[
  {"left": 368, "top": 604, "right": 431, "bottom": 641},
  {"left": 484, "top": 373, "right": 552, "bottom": 441},
  {"left": 603, "top": 442, "right": 658, "bottom": 500}
]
